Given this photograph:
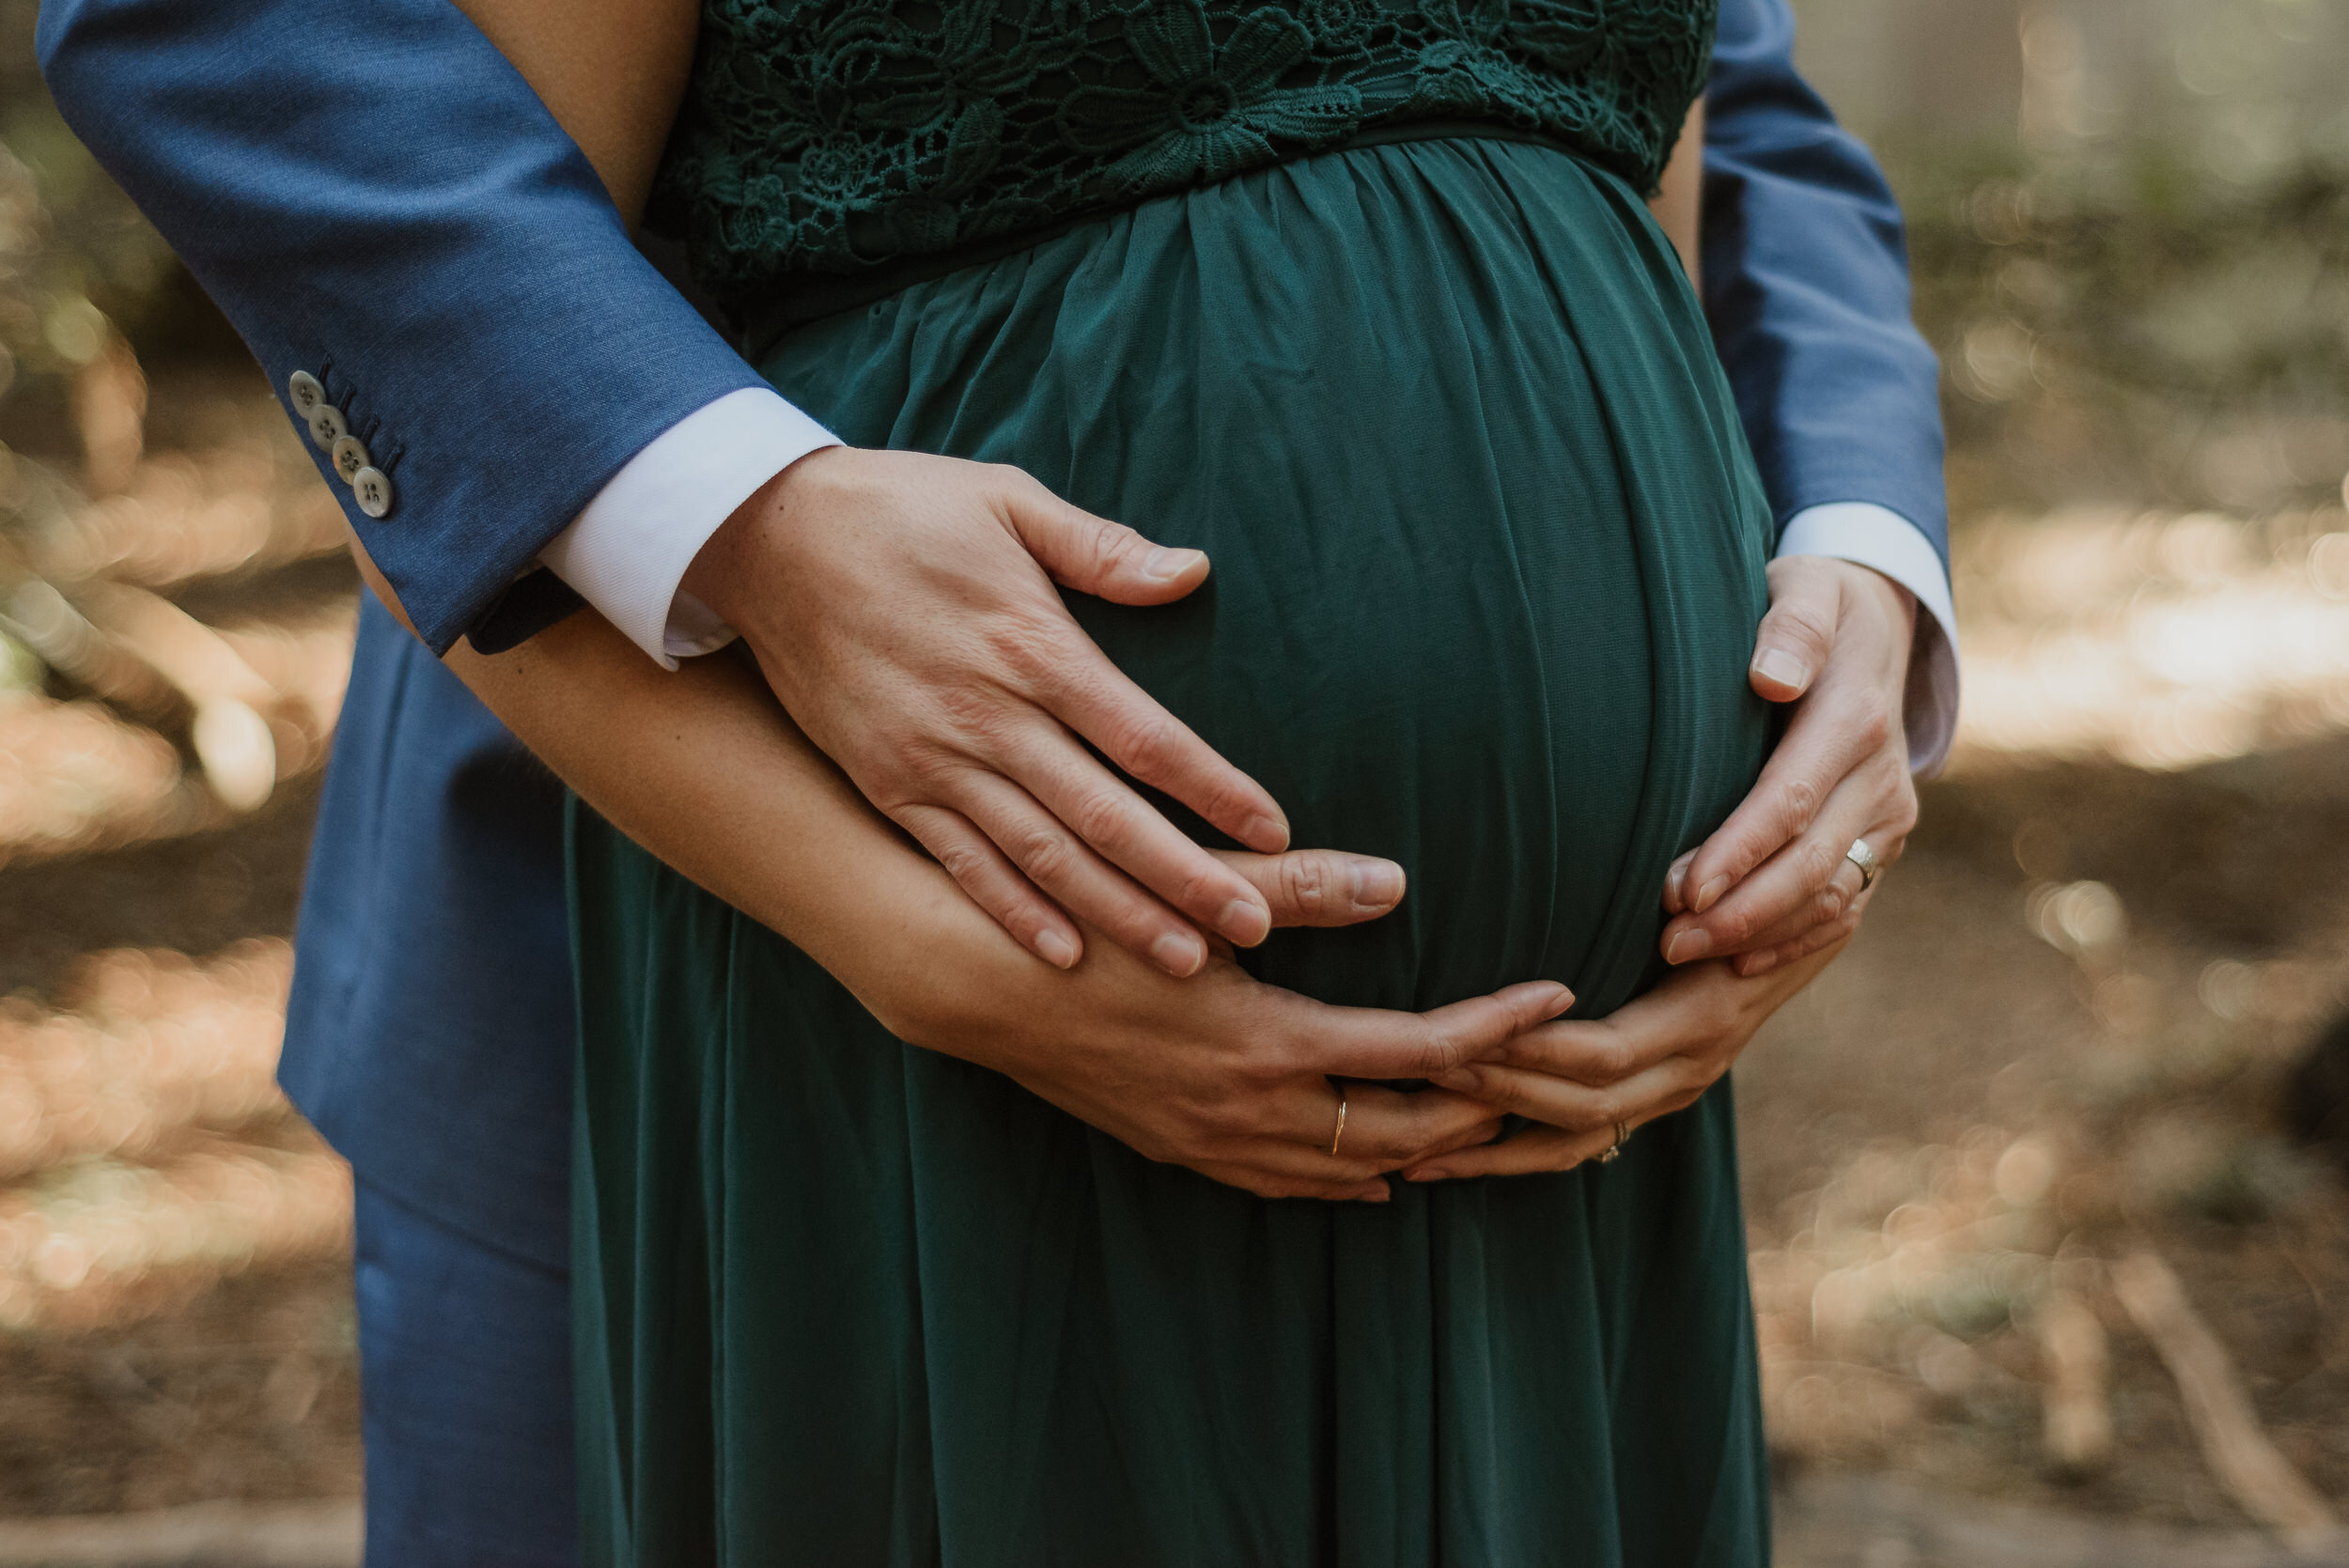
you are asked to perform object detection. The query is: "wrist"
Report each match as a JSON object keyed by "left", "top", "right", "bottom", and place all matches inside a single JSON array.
[
  {"left": 1859, "top": 565, "right": 1919, "bottom": 639},
  {"left": 679, "top": 443, "right": 847, "bottom": 631},
  {"left": 1822, "top": 558, "right": 1918, "bottom": 691}
]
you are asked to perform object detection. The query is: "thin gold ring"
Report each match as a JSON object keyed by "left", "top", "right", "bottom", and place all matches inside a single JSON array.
[
  {"left": 1330, "top": 1092, "right": 1349, "bottom": 1157},
  {"left": 1598, "top": 1120, "right": 1630, "bottom": 1164}
]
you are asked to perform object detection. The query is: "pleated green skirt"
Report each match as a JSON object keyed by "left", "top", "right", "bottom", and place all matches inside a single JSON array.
[{"left": 571, "top": 136, "right": 1777, "bottom": 1566}]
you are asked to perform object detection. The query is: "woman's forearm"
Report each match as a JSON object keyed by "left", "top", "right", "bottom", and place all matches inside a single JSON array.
[
  {"left": 341, "top": 517, "right": 981, "bottom": 1015},
  {"left": 443, "top": 606, "right": 999, "bottom": 1035}
]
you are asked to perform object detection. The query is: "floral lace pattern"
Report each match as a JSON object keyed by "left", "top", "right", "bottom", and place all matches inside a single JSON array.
[{"left": 654, "top": 0, "right": 1717, "bottom": 310}]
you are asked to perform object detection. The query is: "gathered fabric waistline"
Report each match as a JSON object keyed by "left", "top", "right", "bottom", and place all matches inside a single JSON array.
[{"left": 738, "top": 119, "right": 1589, "bottom": 362}]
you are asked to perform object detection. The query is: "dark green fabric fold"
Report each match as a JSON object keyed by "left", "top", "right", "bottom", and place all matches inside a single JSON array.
[{"left": 574, "top": 136, "right": 1776, "bottom": 1566}]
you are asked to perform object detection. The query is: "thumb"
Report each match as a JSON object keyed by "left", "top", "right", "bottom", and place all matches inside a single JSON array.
[
  {"left": 1750, "top": 567, "right": 1840, "bottom": 703},
  {"left": 1006, "top": 488, "right": 1208, "bottom": 606}
]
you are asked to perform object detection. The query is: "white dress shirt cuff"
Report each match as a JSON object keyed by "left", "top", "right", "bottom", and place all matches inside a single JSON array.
[
  {"left": 539, "top": 386, "right": 841, "bottom": 670},
  {"left": 1775, "top": 502, "right": 1960, "bottom": 778}
]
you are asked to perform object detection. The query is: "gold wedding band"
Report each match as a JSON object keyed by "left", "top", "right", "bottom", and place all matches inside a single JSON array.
[
  {"left": 1599, "top": 1120, "right": 1629, "bottom": 1164},
  {"left": 1330, "top": 1092, "right": 1349, "bottom": 1157},
  {"left": 1845, "top": 838, "right": 1882, "bottom": 893}
]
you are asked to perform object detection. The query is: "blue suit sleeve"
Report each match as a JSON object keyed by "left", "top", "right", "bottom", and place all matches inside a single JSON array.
[
  {"left": 36, "top": 0, "right": 766, "bottom": 654},
  {"left": 1703, "top": 0, "right": 1949, "bottom": 568}
]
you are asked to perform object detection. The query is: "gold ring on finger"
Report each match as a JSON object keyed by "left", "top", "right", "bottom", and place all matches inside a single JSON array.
[
  {"left": 1329, "top": 1091, "right": 1349, "bottom": 1157},
  {"left": 1844, "top": 838, "right": 1881, "bottom": 893},
  {"left": 1598, "top": 1120, "right": 1630, "bottom": 1164}
]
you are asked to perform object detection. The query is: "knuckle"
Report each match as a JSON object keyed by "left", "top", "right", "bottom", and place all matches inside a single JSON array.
[
  {"left": 1089, "top": 520, "right": 1146, "bottom": 571},
  {"left": 1710, "top": 902, "right": 1760, "bottom": 949},
  {"left": 928, "top": 834, "right": 993, "bottom": 884},
  {"left": 1850, "top": 703, "right": 1892, "bottom": 754},
  {"left": 1105, "top": 708, "right": 1182, "bottom": 780},
  {"left": 1579, "top": 1045, "right": 1627, "bottom": 1084},
  {"left": 1579, "top": 1025, "right": 1630, "bottom": 1079},
  {"left": 1702, "top": 987, "right": 1743, "bottom": 1036},
  {"left": 1009, "top": 824, "right": 1075, "bottom": 887},
  {"left": 1234, "top": 1037, "right": 1296, "bottom": 1085},
  {"left": 1190, "top": 1092, "right": 1253, "bottom": 1141},
  {"left": 988, "top": 461, "right": 1041, "bottom": 497},
  {"left": 1793, "top": 836, "right": 1841, "bottom": 889},
  {"left": 980, "top": 611, "right": 1071, "bottom": 691},
  {"left": 1412, "top": 1020, "right": 1465, "bottom": 1079},
  {"left": 1280, "top": 855, "right": 1333, "bottom": 920},
  {"left": 1769, "top": 604, "right": 1836, "bottom": 661},
  {"left": 1171, "top": 862, "right": 1229, "bottom": 916},
  {"left": 1469, "top": 1073, "right": 1525, "bottom": 1114},
  {"left": 931, "top": 676, "right": 1019, "bottom": 748},
  {"left": 900, "top": 743, "right": 965, "bottom": 792},
  {"left": 1065, "top": 785, "right": 1132, "bottom": 849},
  {"left": 1887, "top": 790, "right": 1920, "bottom": 840},
  {"left": 1776, "top": 773, "right": 1824, "bottom": 831}
]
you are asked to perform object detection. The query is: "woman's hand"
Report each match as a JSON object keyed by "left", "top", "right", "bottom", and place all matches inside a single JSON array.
[
  {"left": 688, "top": 448, "right": 1293, "bottom": 980},
  {"left": 1401, "top": 940, "right": 1843, "bottom": 1180},
  {"left": 868, "top": 870, "right": 1574, "bottom": 1201},
  {"left": 1657, "top": 557, "right": 1918, "bottom": 977}
]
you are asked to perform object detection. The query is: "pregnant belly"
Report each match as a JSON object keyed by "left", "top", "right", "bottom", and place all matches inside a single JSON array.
[
  {"left": 1066, "top": 407, "right": 1665, "bottom": 1015},
  {"left": 763, "top": 135, "right": 1773, "bottom": 1014}
]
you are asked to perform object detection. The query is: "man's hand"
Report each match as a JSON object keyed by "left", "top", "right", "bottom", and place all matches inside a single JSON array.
[
  {"left": 1657, "top": 556, "right": 1919, "bottom": 977},
  {"left": 686, "top": 446, "right": 1290, "bottom": 978},
  {"left": 1401, "top": 940, "right": 1843, "bottom": 1180}
]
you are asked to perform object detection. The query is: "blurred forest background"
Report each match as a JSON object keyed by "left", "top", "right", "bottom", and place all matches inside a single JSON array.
[{"left": 5, "top": 0, "right": 2349, "bottom": 1561}]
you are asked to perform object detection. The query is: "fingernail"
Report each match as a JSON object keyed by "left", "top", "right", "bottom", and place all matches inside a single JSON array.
[
  {"left": 1348, "top": 860, "right": 1405, "bottom": 910},
  {"left": 1738, "top": 949, "right": 1780, "bottom": 977},
  {"left": 1691, "top": 876, "right": 1731, "bottom": 914},
  {"left": 1357, "top": 1184, "right": 1392, "bottom": 1203},
  {"left": 1405, "top": 1168, "right": 1449, "bottom": 1183},
  {"left": 1149, "top": 931, "right": 1206, "bottom": 976},
  {"left": 1034, "top": 929, "right": 1080, "bottom": 969},
  {"left": 1432, "top": 1069, "right": 1481, "bottom": 1093},
  {"left": 1753, "top": 647, "right": 1808, "bottom": 691},
  {"left": 1545, "top": 985, "right": 1576, "bottom": 1017},
  {"left": 1665, "top": 858, "right": 1690, "bottom": 911},
  {"left": 1244, "top": 813, "right": 1290, "bottom": 852},
  {"left": 1218, "top": 897, "right": 1270, "bottom": 947},
  {"left": 1143, "top": 546, "right": 1203, "bottom": 582},
  {"left": 1664, "top": 928, "right": 1711, "bottom": 965}
]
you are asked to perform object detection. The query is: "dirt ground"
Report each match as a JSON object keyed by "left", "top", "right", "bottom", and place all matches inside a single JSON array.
[{"left": 1745, "top": 742, "right": 2349, "bottom": 1530}]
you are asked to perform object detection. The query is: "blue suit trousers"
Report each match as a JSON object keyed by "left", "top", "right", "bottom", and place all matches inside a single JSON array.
[{"left": 354, "top": 1178, "right": 577, "bottom": 1566}]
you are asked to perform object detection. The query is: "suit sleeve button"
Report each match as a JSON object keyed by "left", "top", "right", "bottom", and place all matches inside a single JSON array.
[
  {"left": 288, "top": 370, "right": 324, "bottom": 417},
  {"left": 306, "top": 402, "right": 348, "bottom": 450},
  {"left": 331, "top": 435, "right": 373, "bottom": 484},
  {"left": 351, "top": 467, "right": 396, "bottom": 519}
]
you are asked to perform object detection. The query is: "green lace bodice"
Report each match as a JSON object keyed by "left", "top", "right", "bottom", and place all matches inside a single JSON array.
[{"left": 653, "top": 0, "right": 1717, "bottom": 313}]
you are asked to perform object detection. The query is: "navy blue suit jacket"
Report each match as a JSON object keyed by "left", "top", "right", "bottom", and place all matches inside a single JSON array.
[{"left": 39, "top": 0, "right": 1946, "bottom": 1266}]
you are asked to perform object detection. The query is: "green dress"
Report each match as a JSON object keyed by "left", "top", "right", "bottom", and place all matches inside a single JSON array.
[{"left": 572, "top": 0, "right": 1776, "bottom": 1560}]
